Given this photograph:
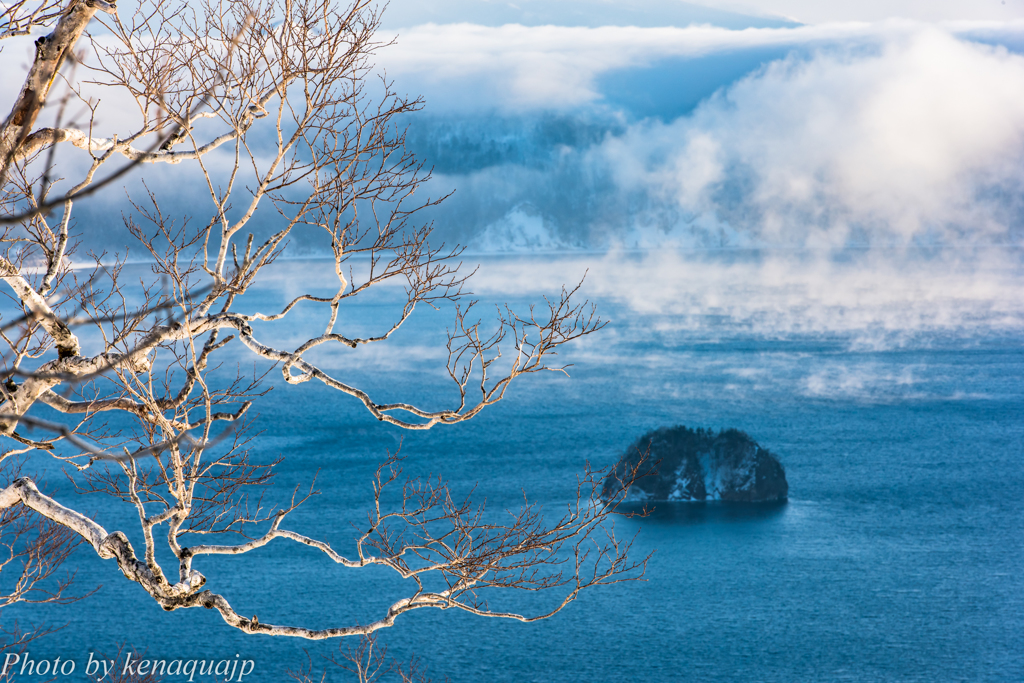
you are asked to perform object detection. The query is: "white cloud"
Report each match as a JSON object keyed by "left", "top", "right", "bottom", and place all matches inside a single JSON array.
[
  {"left": 411, "top": 25, "right": 1024, "bottom": 250},
  {"left": 380, "top": 20, "right": 1024, "bottom": 111},
  {"left": 7, "top": 14, "right": 1024, "bottom": 261},
  {"left": 380, "top": 21, "right": 882, "bottom": 110},
  {"left": 597, "top": 28, "right": 1024, "bottom": 244}
]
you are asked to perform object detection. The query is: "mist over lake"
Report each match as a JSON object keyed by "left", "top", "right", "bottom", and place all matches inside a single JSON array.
[{"left": 9, "top": 251, "right": 1022, "bottom": 681}]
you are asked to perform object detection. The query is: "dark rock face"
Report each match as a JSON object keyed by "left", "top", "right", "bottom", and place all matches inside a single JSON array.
[{"left": 602, "top": 426, "right": 788, "bottom": 502}]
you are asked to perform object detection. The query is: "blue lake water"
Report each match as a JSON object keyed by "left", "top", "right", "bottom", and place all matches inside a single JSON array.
[{"left": 6, "top": 254, "right": 1024, "bottom": 682}]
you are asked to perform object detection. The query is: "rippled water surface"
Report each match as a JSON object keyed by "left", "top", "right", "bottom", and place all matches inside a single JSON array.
[{"left": 11, "top": 255, "right": 1024, "bottom": 682}]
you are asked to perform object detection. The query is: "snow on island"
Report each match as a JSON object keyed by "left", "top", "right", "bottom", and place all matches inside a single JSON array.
[{"left": 602, "top": 426, "right": 788, "bottom": 503}]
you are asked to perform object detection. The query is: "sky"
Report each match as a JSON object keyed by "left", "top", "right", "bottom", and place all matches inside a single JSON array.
[
  {"left": 378, "top": 0, "right": 1024, "bottom": 27},
  {"left": 677, "top": 0, "right": 1024, "bottom": 24}
]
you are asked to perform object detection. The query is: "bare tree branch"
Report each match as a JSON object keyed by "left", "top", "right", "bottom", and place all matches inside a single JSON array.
[{"left": 0, "top": 0, "right": 643, "bottom": 657}]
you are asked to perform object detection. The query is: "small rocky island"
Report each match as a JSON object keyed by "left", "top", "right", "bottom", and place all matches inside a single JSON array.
[{"left": 602, "top": 426, "right": 788, "bottom": 502}]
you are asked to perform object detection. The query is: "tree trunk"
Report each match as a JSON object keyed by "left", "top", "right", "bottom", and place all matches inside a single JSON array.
[{"left": 0, "top": 0, "right": 115, "bottom": 169}]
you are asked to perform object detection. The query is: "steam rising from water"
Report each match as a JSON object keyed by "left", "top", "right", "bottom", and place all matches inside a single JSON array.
[{"left": 462, "top": 248, "right": 1024, "bottom": 343}]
